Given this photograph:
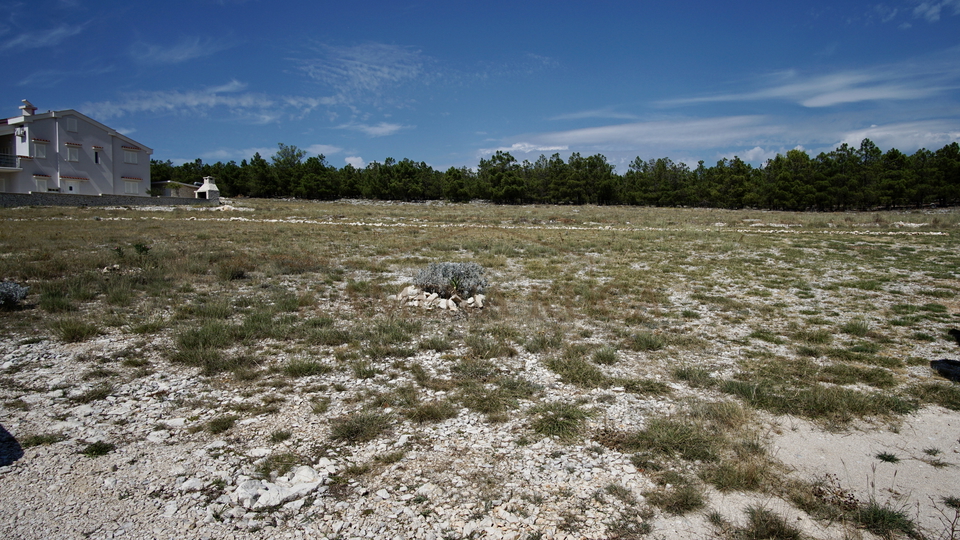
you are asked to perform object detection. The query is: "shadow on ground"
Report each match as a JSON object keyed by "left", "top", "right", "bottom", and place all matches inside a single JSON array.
[{"left": 0, "top": 424, "right": 24, "bottom": 466}]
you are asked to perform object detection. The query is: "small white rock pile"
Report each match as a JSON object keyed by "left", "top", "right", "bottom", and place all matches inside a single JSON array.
[
  {"left": 229, "top": 459, "right": 336, "bottom": 512},
  {"left": 387, "top": 285, "right": 485, "bottom": 311}
]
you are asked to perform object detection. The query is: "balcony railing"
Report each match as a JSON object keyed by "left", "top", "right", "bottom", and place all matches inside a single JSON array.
[{"left": 0, "top": 153, "right": 19, "bottom": 169}]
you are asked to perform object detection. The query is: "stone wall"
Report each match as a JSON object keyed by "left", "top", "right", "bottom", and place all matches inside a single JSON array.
[{"left": 0, "top": 192, "right": 219, "bottom": 208}]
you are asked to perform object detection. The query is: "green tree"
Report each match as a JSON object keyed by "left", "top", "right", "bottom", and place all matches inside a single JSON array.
[
  {"left": 479, "top": 151, "right": 523, "bottom": 203},
  {"left": 442, "top": 167, "right": 471, "bottom": 202},
  {"left": 246, "top": 152, "right": 279, "bottom": 198}
]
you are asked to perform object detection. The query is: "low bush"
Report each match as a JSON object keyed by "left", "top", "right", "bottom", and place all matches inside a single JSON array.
[
  {"left": 0, "top": 281, "right": 29, "bottom": 308},
  {"left": 413, "top": 262, "right": 488, "bottom": 298}
]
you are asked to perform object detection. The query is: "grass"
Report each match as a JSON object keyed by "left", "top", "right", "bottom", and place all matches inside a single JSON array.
[
  {"left": 282, "top": 359, "right": 333, "bottom": 378},
  {"left": 20, "top": 433, "right": 65, "bottom": 448},
  {"left": 269, "top": 429, "right": 292, "bottom": 443},
  {"left": 528, "top": 401, "right": 592, "bottom": 441},
  {"left": 911, "top": 382, "right": 960, "bottom": 410},
  {"left": 644, "top": 481, "right": 706, "bottom": 515},
  {"left": 591, "top": 345, "right": 618, "bottom": 365},
  {"left": 736, "top": 506, "right": 804, "bottom": 540},
  {"left": 876, "top": 451, "right": 900, "bottom": 463},
  {"left": 71, "top": 384, "right": 114, "bottom": 403},
  {"left": 405, "top": 400, "right": 459, "bottom": 423},
  {"left": 625, "top": 416, "right": 720, "bottom": 462},
  {"left": 545, "top": 352, "right": 611, "bottom": 388},
  {"left": 673, "top": 366, "right": 715, "bottom": 387},
  {"left": 855, "top": 500, "right": 918, "bottom": 538},
  {"left": 80, "top": 441, "right": 116, "bottom": 457},
  {"left": 49, "top": 317, "right": 100, "bottom": 342},
  {"left": 626, "top": 331, "right": 665, "bottom": 351},
  {"left": 4, "top": 201, "right": 960, "bottom": 538},
  {"left": 329, "top": 411, "right": 392, "bottom": 443},
  {"left": 205, "top": 415, "right": 239, "bottom": 434},
  {"left": 255, "top": 452, "right": 301, "bottom": 479}
]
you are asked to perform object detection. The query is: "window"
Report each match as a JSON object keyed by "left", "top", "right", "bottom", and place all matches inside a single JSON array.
[
  {"left": 124, "top": 180, "right": 139, "bottom": 194},
  {"left": 67, "top": 146, "right": 79, "bottom": 162},
  {"left": 34, "top": 142, "right": 46, "bottom": 159},
  {"left": 123, "top": 150, "right": 138, "bottom": 164},
  {"left": 94, "top": 151, "right": 100, "bottom": 164},
  {"left": 66, "top": 117, "right": 78, "bottom": 132},
  {"left": 35, "top": 178, "right": 48, "bottom": 192}
]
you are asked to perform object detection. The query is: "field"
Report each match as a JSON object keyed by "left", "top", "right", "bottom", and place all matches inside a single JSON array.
[{"left": 1, "top": 200, "right": 960, "bottom": 540}]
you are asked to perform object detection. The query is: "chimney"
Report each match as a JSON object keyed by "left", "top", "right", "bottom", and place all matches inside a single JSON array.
[{"left": 19, "top": 100, "right": 37, "bottom": 116}]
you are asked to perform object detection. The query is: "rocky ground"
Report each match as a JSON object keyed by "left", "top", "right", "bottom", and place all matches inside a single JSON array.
[
  {"left": 2, "top": 323, "right": 959, "bottom": 540},
  {"left": 2, "top": 202, "right": 960, "bottom": 540},
  {"left": 1, "top": 332, "right": 661, "bottom": 540}
]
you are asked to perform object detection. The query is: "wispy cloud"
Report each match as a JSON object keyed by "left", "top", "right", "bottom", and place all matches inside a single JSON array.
[
  {"left": 1, "top": 23, "right": 86, "bottom": 51},
  {"left": 82, "top": 86, "right": 275, "bottom": 121},
  {"left": 534, "top": 116, "right": 783, "bottom": 149},
  {"left": 134, "top": 36, "right": 233, "bottom": 64},
  {"left": 18, "top": 64, "right": 114, "bottom": 87},
  {"left": 297, "top": 42, "right": 424, "bottom": 104},
  {"left": 337, "top": 121, "right": 410, "bottom": 137},
  {"left": 80, "top": 81, "right": 325, "bottom": 124},
  {"left": 912, "top": 0, "right": 960, "bottom": 22},
  {"left": 548, "top": 108, "right": 639, "bottom": 121},
  {"left": 660, "top": 53, "right": 960, "bottom": 108}
]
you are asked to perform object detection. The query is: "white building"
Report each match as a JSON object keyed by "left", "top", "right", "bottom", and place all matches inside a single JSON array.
[{"left": 0, "top": 100, "right": 152, "bottom": 197}]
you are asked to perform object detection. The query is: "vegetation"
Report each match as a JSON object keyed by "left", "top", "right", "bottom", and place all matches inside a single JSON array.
[
  {"left": 152, "top": 139, "right": 960, "bottom": 210},
  {"left": 2, "top": 198, "right": 960, "bottom": 539}
]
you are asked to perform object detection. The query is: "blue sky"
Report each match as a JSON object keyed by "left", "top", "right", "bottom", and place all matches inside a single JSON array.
[{"left": 2, "top": 1, "right": 959, "bottom": 172}]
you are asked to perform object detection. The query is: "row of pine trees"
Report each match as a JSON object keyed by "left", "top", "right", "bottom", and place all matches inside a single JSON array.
[{"left": 151, "top": 139, "right": 960, "bottom": 210}]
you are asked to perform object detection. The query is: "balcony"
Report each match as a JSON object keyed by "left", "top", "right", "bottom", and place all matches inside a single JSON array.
[{"left": 0, "top": 153, "right": 22, "bottom": 171}]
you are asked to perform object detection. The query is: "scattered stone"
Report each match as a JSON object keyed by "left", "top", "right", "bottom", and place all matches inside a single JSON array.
[{"left": 390, "top": 285, "right": 485, "bottom": 311}]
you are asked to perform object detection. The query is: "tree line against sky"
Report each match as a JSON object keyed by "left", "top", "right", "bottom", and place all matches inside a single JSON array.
[{"left": 150, "top": 139, "right": 960, "bottom": 211}]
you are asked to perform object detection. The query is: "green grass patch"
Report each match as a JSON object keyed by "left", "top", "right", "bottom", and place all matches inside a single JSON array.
[
  {"left": 282, "top": 359, "right": 333, "bottom": 378},
  {"left": 529, "top": 401, "right": 592, "bottom": 441},
  {"left": 329, "top": 411, "right": 391, "bottom": 443},
  {"left": 80, "top": 441, "right": 115, "bottom": 457},
  {"left": 49, "top": 318, "right": 100, "bottom": 342}
]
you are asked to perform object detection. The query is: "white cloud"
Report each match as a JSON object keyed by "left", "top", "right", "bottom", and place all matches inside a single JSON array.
[
  {"left": 200, "top": 146, "right": 275, "bottom": 162},
  {"left": 548, "top": 108, "right": 639, "bottom": 121},
  {"left": 534, "top": 116, "right": 782, "bottom": 148},
  {"left": 478, "top": 142, "right": 569, "bottom": 156},
  {"left": 345, "top": 156, "right": 365, "bottom": 168},
  {"left": 837, "top": 120, "right": 960, "bottom": 150},
  {"left": 720, "top": 146, "right": 779, "bottom": 163},
  {"left": 135, "top": 36, "right": 232, "bottom": 64},
  {"left": 307, "top": 144, "right": 342, "bottom": 156},
  {"left": 660, "top": 52, "right": 960, "bottom": 108},
  {"left": 337, "top": 122, "right": 409, "bottom": 137},
  {"left": 1, "top": 23, "right": 86, "bottom": 51},
  {"left": 207, "top": 80, "right": 247, "bottom": 93}
]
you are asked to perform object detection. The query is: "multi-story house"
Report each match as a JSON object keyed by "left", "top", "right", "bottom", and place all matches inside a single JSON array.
[{"left": 0, "top": 100, "right": 152, "bottom": 196}]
